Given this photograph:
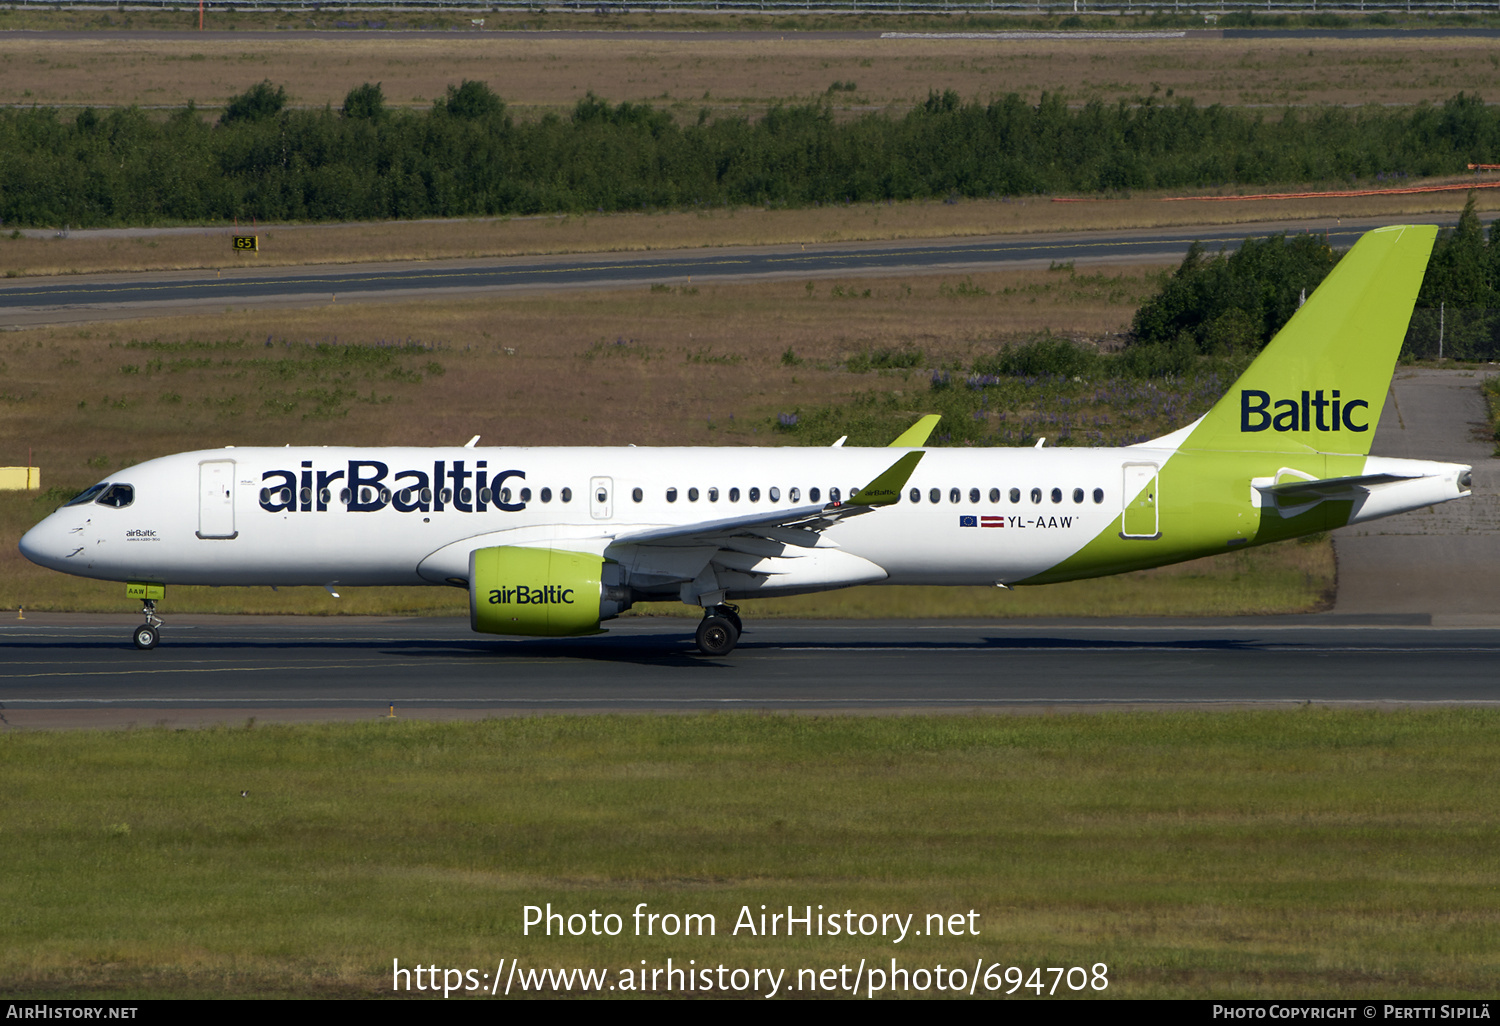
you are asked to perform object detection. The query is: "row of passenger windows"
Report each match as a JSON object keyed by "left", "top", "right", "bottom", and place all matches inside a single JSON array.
[
  {"left": 914, "top": 486, "right": 1106, "bottom": 506},
  {"left": 260, "top": 482, "right": 1109, "bottom": 509},
  {"left": 622, "top": 486, "right": 1107, "bottom": 506},
  {"left": 630, "top": 486, "right": 841, "bottom": 504}
]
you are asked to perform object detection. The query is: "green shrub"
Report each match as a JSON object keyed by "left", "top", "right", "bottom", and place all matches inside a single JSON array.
[
  {"left": 220, "top": 81, "right": 286, "bottom": 125},
  {"left": 973, "top": 336, "right": 1098, "bottom": 378},
  {"left": 1130, "top": 233, "right": 1343, "bottom": 355}
]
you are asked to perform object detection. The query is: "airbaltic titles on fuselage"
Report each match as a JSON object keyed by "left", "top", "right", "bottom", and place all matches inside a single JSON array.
[
  {"left": 257, "top": 458, "right": 1104, "bottom": 521},
  {"left": 259, "top": 459, "right": 525, "bottom": 514}
]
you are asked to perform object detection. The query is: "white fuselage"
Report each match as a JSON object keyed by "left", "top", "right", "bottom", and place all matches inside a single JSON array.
[{"left": 18, "top": 444, "right": 1470, "bottom": 600}]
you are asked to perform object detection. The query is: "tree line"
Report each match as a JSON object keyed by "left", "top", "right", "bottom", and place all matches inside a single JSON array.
[
  {"left": 3, "top": 81, "right": 1500, "bottom": 227},
  {"left": 1130, "top": 195, "right": 1500, "bottom": 362}
]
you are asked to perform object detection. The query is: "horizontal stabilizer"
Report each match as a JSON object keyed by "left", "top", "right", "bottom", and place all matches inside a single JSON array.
[{"left": 1266, "top": 472, "right": 1420, "bottom": 501}]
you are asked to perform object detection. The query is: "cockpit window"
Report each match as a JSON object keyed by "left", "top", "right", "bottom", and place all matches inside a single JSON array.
[
  {"left": 95, "top": 484, "right": 135, "bottom": 509},
  {"left": 63, "top": 484, "right": 108, "bottom": 507}
]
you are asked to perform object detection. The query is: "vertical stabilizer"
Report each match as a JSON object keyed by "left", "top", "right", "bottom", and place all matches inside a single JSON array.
[{"left": 1181, "top": 225, "right": 1436, "bottom": 455}]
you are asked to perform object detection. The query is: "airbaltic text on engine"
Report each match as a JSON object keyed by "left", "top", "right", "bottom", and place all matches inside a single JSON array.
[
  {"left": 1240, "top": 389, "right": 1370, "bottom": 433},
  {"left": 489, "top": 586, "right": 576, "bottom": 605}
]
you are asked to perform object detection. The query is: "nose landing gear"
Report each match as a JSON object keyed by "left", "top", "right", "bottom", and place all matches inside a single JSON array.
[
  {"left": 133, "top": 599, "right": 162, "bottom": 650},
  {"left": 695, "top": 603, "right": 742, "bottom": 656}
]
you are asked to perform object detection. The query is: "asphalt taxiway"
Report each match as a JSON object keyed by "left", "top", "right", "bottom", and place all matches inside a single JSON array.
[
  {"left": 0, "top": 218, "right": 1419, "bottom": 327},
  {"left": 1, "top": 615, "right": 1496, "bottom": 727}
]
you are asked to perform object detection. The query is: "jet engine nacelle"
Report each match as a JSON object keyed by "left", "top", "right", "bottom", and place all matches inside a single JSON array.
[{"left": 468, "top": 546, "right": 631, "bottom": 637}]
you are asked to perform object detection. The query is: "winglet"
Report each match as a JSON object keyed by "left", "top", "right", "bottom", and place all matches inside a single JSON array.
[
  {"left": 847, "top": 451, "right": 924, "bottom": 507},
  {"left": 888, "top": 414, "right": 941, "bottom": 448}
]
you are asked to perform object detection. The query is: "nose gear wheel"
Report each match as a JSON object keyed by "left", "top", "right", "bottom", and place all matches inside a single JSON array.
[{"left": 132, "top": 598, "right": 163, "bottom": 650}]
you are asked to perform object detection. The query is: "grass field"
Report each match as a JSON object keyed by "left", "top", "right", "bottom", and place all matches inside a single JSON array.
[
  {"left": 5, "top": 29, "right": 1500, "bottom": 114},
  {"left": 3, "top": 710, "right": 1497, "bottom": 998}
]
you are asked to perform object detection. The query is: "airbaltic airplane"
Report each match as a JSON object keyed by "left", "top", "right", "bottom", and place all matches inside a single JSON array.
[{"left": 20, "top": 225, "right": 1472, "bottom": 655}]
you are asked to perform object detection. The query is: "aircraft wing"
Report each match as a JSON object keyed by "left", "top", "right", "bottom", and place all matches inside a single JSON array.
[
  {"left": 611, "top": 451, "right": 925, "bottom": 547},
  {"left": 608, "top": 451, "right": 926, "bottom": 594},
  {"left": 613, "top": 502, "right": 851, "bottom": 546}
]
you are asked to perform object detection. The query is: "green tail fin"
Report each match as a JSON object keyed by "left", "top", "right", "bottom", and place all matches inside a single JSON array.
[{"left": 1181, "top": 224, "right": 1436, "bottom": 455}]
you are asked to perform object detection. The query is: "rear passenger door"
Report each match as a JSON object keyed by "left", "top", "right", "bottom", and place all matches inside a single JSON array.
[{"left": 1120, "top": 463, "right": 1159, "bottom": 539}]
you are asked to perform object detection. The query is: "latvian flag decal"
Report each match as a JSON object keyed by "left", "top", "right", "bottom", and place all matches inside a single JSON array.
[{"left": 959, "top": 516, "right": 1006, "bottom": 528}]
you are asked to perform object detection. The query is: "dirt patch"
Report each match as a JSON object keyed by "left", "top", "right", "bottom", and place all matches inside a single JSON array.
[{"left": 4, "top": 33, "right": 1499, "bottom": 113}]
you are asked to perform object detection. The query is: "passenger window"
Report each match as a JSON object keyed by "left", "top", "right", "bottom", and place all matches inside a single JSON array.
[
  {"left": 709, "top": 487, "right": 719, "bottom": 502},
  {"left": 769, "top": 487, "right": 780, "bottom": 502},
  {"left": 321, "top": 487, "right": 334, "bottom": 505},
  {"left": 540, "top": 487, "right": 552, "bottom": 503},
  {"left": 949, "top": 488, "right": 960, "bottom": 504},
  {"left": 596, "top": 487, "right": 607, "bottom": 504},
  {"left": 379, "top": 487, "right": 392, "bottom": 504},
  {"left": 829, "top": 487, "right": 840, "bottom": 503},
  {"left": 1030, "top": 488, "right": 1042, "bottom": 504},
  {"left": 989, "top": 488, "right": 1000, "bottom": 503},
  {"left": 1073, "top": 488, "right": 1084, "bottom": 504},
  {"left": 909, "top": 487, "right": 920, "bottom": 503},
  {"left": 1051, "top": 488, "right": 1062, "bottom": 504},
  {"left": 969, "top": 488, "right": 980, "bottom": 504},
  {"left": 498, "top": 488, "right": 510, "bottom": 503},
  {"left": 729, "top": 488, "right": 740, "bottom": 502},
  {"left": 749, "top": 487, "right": 761, "bottom": 502},
  {"left": 632, "top": 487, "right": 644, "bottom": 502},
  {"left": 1009, "top": 487, "right": 1020, "bottom": 504},
  {"left": 561, "top": 487, "right": 572, "bottom": 503},
  {"left": 421, "top": 488, "right": 432, "bottom": 504},
  {"left": 342, "top": 488, "right": 353, "bottom": 505},
  {"left": 789, "top": 487, "right": 800, "bottom": 502},
  {"left": 64, "top": 484, "right": 108, "bottom": 507},
  {"left": 929, "top": 488, "right": 940, "bottom": 504},
  {"left": 479, "top": 487, "right": 493, "bottom": 504},
  {"left": 1093, "top": 487, "right": 1104, "bottom": 504},
  {"left": 300, "top": 487, "right": 312, "bottom": 507},
  {"left": 688, "top": 487, "right": 699, "bottom": 502},
  {"left": 520, "top": 488, "right": 531, "bottom": 503},
  {"left": 810, "top": 487, "right": 820, "bottom": 502},
  {"left": 666, "top": 488, "right": 678, "bottom": 503},
  {"left": 439, "top": 488, "right": 451, "bottom": 505}
]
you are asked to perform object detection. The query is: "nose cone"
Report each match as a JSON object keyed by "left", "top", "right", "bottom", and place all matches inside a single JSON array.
[{"left": 19, "top": 514, "right": 74, "bottom": 573}]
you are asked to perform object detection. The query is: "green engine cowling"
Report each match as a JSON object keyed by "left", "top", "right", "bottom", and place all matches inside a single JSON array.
[{"left": 468, "top": 546, "right": 630, "bottom": 637}]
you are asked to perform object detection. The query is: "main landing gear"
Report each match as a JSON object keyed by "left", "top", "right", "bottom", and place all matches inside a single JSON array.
[
  {"left": 133, "top": 599, "right": 162, "bottom": 650},
  {"left": 695, "top": 603, "right": 742, "bottom": 657}
]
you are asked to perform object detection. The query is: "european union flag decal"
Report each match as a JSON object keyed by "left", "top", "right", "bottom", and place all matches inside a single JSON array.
[{"left": 959, "top": 515, "right": 978, "bottom": 528}]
